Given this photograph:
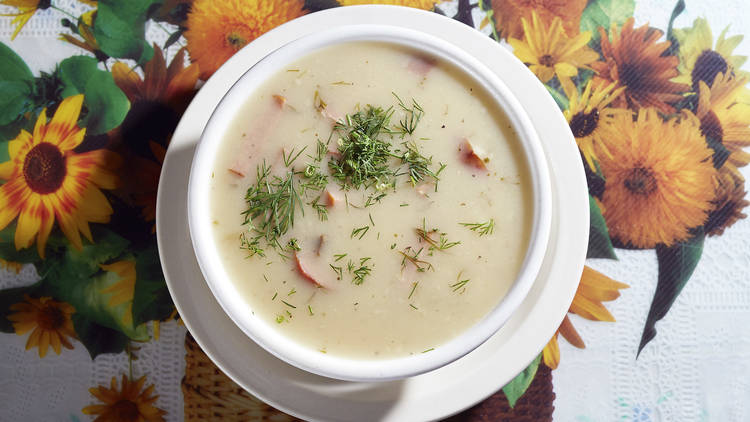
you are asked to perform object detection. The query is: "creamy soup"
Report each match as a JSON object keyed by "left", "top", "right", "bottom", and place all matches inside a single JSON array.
[{"left": 210, "top": 42, "right": 531, "bottom": 358}]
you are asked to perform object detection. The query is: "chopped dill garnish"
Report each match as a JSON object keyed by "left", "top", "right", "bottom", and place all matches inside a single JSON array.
[
  {"left": 314, "top": 90, "right": 327, "bottom": 111},
  {"left": 286, "top": 238, "right": 301, "bottom": 252},
  {"left": 334, "top": 253, "right": 348, "bottom": 261},
  {"left": 329, "top": 105, "right": 398, "bottom": 190},
  {"left": 330, "top": 264, "right": 343, "bottom": 279},
  {"left": 422, "top": 348, "right": 434, "bottom": 353},
  {"left": 241, "top": 161, "right": 305, "bottom": 253},
  {"left": 282, "top": 146, "right": 307, "bottom": 167},
  {"left": 364, "top": 192, "right": 387, "bottom": 207},
  {"left": 399, "top": 246, "right": 433, "bottom": 272},
  {"left": 393, "top": 92, "right": 424, "bottom": 136},
  {"left": 240, "top": 232, "right": 265, "bottom": 257},
  {"left": 369, "top": 213, "right": 375, "bottom": 226},
  {"left": 351, "top": 257, "right": 372, "bottom": 285},
  {"left": 331, "top": 81, "right": 354, "bottom": 85},
  {"left": 286, "top": 310, "right": 293, "bottom": 318},
  {"left": 276, "top": 315, "right": 285, "bottom": 323},
  {"left": 272, "top": 292, "right": 278, "bottom": 300},
  {"left": 400, "top": 203, "right": 409, "bottom": 207},
  {"left": 390, "top": 243, "right": 397, "bottom": 249},
  {"left": 400, "top": 140, "right": 439, "bottom": 186},
  {"left": 410, "top": 304, "right": 418, "bottom": 310},
  {"left": 308, "top": 195, "right": 329, "bottom": 221},
  {"left": 281, "top": 300, "right": 296, "bottom": 309},
  {"left": 288, "top": 288, "right": 296, "bottom": 296},
  {"left": 263, "top": 274, "right": 269, "bottom": 282},
  {"left": 416, "top": 219, "right": 461, "bottom": 251},
  {"left": 351, "top": 225, "right": 370, "bottom": 239},
  {"left": 308, "top": 305, "right": 314, "bottom": 316},
  {"left": 460, "top": 219, "right": 495, "bottom": 236},
  {"left": 450, "top": 272, "right": 471, "bottom": 293},
  {"left": 408, "top": 281, "right": 418, "bottom": 299}
]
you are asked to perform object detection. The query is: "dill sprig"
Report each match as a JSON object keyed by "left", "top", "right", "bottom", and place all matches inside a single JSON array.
[
  {"left": 416, "top": 219, "right": 461, "bottom": 252},
  {"left": 399, "top": 246, "right": 433, "bottom": 272},
  {"left": 393, "top": 92, "right": 423, "bottom": 136},
  {"left": 460, "top": 219, "right": 495, "bottom": 236},
  {"left": 450, "top": 272, "right": 470, "bottom": 292},
  {"left": 351, "top": 257, "right": 372, "bottom": 285},
  {"left": 351, "top": 225, "right": 370, "bottom": 239}
]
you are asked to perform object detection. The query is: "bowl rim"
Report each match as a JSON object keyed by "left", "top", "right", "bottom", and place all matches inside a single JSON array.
[{"left": 187, "top": 23, "right": 552, "bottom": 382}]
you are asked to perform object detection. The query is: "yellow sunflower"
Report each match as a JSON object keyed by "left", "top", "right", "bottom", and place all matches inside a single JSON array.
[
  {"left": 592, "top": 18, "right": 688, "bottom": 113},
  {"left": 563, "top": 80, "right": 626, "bottom": 170},
  {"left": 7, "top": 295, "right": 76, "bottom": 358},
  {"left": 705, "top": 167, "right": 748, "bottom": 236},
  {"left": 672, "top": 17, "right": 749, "bottom": 92},
  {"left": 598, "top": 108, "right": 716, "bottom": 249},
  {"left": 0, "top": 95, "right": 119, "bottom": 258},
  {"left": 83, "top": 375, "right": 166, "bottom": 422},
  {"left": 100, "top": 260, "right": 136, "bottom": 326},
  {"left": 696, "top": 72, "right": 750, "bottom": 174},
  {"left": 491, "top": 0, "right": 587, "bottom": 40},
  {"left": 0, "top": 0, "right": 49, "bottom": 40},
  {"left": 184, "top": 0, "right": 306, "bottom": 80},
  {"left": 339, "top": 0, "right": 437, "bottom": 8},
  {"left": 543, "top": 266, "right": 628, "bottom": 369},
  {"left": 509, "top": 11, "right": 599, "bottom": 97}
]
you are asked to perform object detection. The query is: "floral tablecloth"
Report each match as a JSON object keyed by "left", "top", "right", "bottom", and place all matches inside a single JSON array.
[{"left": 0, "top": 0, "right": 748, "bottom": 421}]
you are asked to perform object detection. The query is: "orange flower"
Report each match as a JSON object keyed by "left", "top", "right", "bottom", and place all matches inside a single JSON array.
[
  {"left": 184, "top": 0, "right": 306, "bottom": 79},
  {"left": 7, "top": 295, "right": 77, "bottom": 358},
  {"left": 339, "top": 0, "right": 438, "bottom": 8},
  {"left": 83, "top": 375, "right": 166, "bottom": 422},
  {"left": 705, "top": 167, "right": 748, "bottom": 237},
  {"left": 598, "top": 108, "right": 716, "bottom": 248},
  {"left": 591, "top": 18, "right": 688, "bottom": 113},
  {"left": 0, "top": 95, "right": 119, "bottom": 257},
  {"left": 490, "top": 0, "right": 586, "bottom": 40},
  {"left": 112, "top": 45, "right": 199, "bottom": 112},
  {"left": 543, "top": 266, "right": 628, "bottom": 369}
]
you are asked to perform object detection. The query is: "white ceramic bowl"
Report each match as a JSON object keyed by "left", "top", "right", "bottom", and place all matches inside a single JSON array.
[{"left": 187, "top": 24, "right": 552, "bottom": 382}]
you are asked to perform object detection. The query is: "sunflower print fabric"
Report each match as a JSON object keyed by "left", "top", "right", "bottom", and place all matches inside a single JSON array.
[{"left": 0, "top": 0, "right": 748, "bottom": 417}]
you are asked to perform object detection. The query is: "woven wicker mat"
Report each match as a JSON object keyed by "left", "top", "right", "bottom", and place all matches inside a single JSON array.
[{"left": 183, "top": 333, "right": 554, "bottom": 421}]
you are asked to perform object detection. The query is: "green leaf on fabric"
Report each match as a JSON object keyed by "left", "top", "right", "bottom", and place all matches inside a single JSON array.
[
  {"left": 0, "top": 80, "right": 32, "bottom": 126},
  {"left": 0, "top": 281, "right": 47, "bottom": 333},
  {"left": 0, "top": 225, "right": 45, "bottom": 265},
  {"left": 93, "top": 0, "right": 161, "bottom": 63},
  {"left": 44, "top": 227, "right": 129, "bottom": 279},
  {"left": 588, "top": 194, "right": 617, "bottom": 259},
  {"left": 580, "top": 0, "right": 635, "bottom": 46},
  {"left": 0, "top": 140, "right": 9, "bottom": 163},
  {"left": 502, "top": 353, "right": 541, "bottom": 408},
  {"left": 665, "top": 0, "right": 686, "bottom": 57},
  {"left": 72, "top": 313, "right": 130, "bottom": 359},
  {"left": 638, "top": 228, "right": 704, "bottom": 355},
  {"left": 132, "top": 243, "right": 172, "bottom": 326},
  {"left": 544, "top": 84, "right": 569, "bottom": 110},
  {"left": 0, "top": 42, "right": 33, "bottom": 82},
  {"left": 58, "top": 56, "right": 130, "bottom": 135}
]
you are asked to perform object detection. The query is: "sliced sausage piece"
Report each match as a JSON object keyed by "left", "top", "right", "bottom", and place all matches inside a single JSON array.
[{"left": 458, "top": 138, "right": 488, "bottom": 171}]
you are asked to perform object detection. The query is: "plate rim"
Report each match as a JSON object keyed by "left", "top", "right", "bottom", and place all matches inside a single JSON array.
[{"left": 156, "top": 5, "right": 588, "bottom": 421}]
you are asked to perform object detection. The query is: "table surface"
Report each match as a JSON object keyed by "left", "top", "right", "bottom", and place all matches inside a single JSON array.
[{"left": 0, "top": 1, "right": 748, "bottom": 421}]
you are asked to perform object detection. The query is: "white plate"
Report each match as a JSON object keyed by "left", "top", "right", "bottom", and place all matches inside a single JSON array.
[{"left": 156, "top": 5, "right": 588, "bottom": 421}]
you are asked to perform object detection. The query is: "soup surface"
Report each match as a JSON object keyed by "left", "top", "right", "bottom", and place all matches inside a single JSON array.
[{"left": 210, "top": 42, "right": 532, "bottom": 358}]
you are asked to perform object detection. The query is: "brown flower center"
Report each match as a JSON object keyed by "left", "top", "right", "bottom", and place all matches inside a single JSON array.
[
  {"left": 539, "top": 54, "right": 555, "bottom": 67},
  {"left": 618, "top": 62, "right": 643, "bottom": 92},
  {"left": 226, "top": 32, "right": 248, "bottom": 51},
  {"left": 23, "top": 143, "right": 66, "bottom": 194},
  {"left": 38, "top": 305, "right": 65, "bottom": 331},
  {"left": 692, "top": 50, "right": 728, "bottom": 92},
  {"left": 623, "top": 167, "right": 657, "bottom": 196},
  {"left": 700, "top": 110, "right": 724, "bottom": 143},
  {"left": 569, "top": 109, "right": 600, "bottom": 138},
  {"left": 111, "top": 399, "right": 140, "bottom": 421}
]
